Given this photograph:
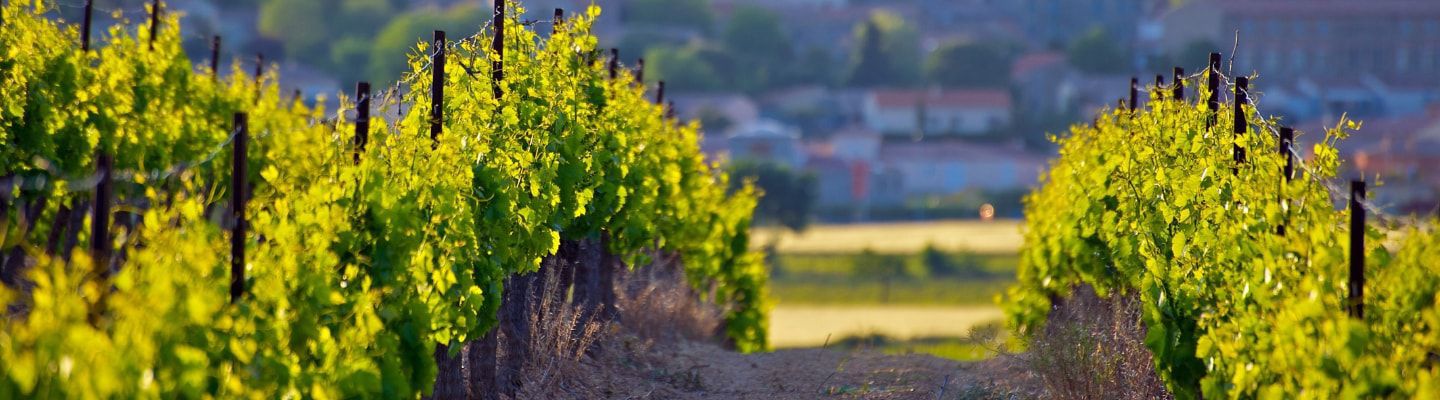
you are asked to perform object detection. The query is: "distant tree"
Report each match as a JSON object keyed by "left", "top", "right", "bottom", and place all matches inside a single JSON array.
[
  {"left": 259, "top": 0, "right": 395, "bottom": 75},
  {"left": 727, "top": 160, "right": 817, "bottom": 233},
  {"left": 330, "top": 37, "right": 373, "bottom": 84},
  {"left": 618, "top": 31, "right": 685, "bottom": 57},
  {"left": 368, "top": 4, "right": 484, "bottom": 82},
  {"left": 695, "top": 107, "right": 733, "bottom": 133},
  {"left": 258, "top": 0, "right": 331, "bottom": 65},
  {"left": 846, "top": 11, "right": 921, "bottom": 87},
  {"left": 762, "top": 240, "right": 784, "bottom": 278},
  {"left": 785, "top": 47, "right": 839, "bottom": 87},
  {"left": 217, "top": 0, "right": 263, "bottom": 10},
  {"left": 921, "top": 243, "right": 955, "bottom": 277},
  {"left": 1066, "top": 27, "right": 1130, "bottom": 74},
  {"left": 624, "top": 0, "right": 714, "bottom": 32},
  {"left": 646, "top": 44, "right": 728, "bottom": 92},
  {"left": 921, "top": 243, "right": 987, "bottom": 278},
  {"left": 924, "top": 40, "right": 1013, "bottom": 88},
  {"left": 723, "top": 6, "right": 789, "bottom": 62},
  {"left": 848, "top": 22, "right": 890, "bottom": 86},
  {"left": 336, "top": 0, "right": 394, "bottom": 39},
  {"left": 854, "top": 248, "right": 907, "bottom": 303},
  {"left": 721, "top": 6, "right": 793, "bottom": 91}
]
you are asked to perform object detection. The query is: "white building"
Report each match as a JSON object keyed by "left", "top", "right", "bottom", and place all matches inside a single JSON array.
[
  {"left": 827, "top": 126, "right": 882, "bottom": 163},
  {"left": 878, "top": 141, "right": 1044, "bottom": 197},
  {"left": 861, "top": 89, "right": 1012, "bottom": 137},
  {"left": 723, "top": 119, "right": 807, "bottom": 169}
]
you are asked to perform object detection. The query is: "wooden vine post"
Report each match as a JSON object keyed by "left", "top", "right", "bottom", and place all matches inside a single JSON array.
[
  {"left": 635, "top": 58, "right": 645, "bottom": 85},
  {"left": 148, "top": 0, "right": 162, "bottom": 50},
  {"left": 91, "top": 152, "right": 112, "bottom": 277},
  {"left": 1207, "top": 53, "right": 1220, "bottom": 129},
  {"left": 354, "top": 81, "right": 370, "bottom": 163},
  {"left": 430, "top": 30, "right": 446, "bottom": 146},
  {"left": 1349, "top": 181, "right": 1366, "bottom": 319},
  {"left": 210, "top": 36, "right": 221, "bottom": 77},
  {"left": 254, "top": 53, "right": 263, "bottom": 83},
  {"left": 80, "top": 0, "right": 104, "bottom": 273},
  {"left": 1173, "top": 67, "right": 1185, "bottom": 101},
  {"left": 44, "top": 204, "right": 72, "bottom": 256},
  {"left": 608, "top": 48, "right": 619, "bottom": 80},
  {"left": 1128, "top": 77, "right": 1138, "bottom": 112},
  {"left": 82, "top": 151, "right": 111, "bottom": 325},
  {"left": 1154, "top": 75, "right": 1164, "bottom": 100},
  {"left": 1278, "top": 127, "right": 1294, "bottom": 236},
  {"left": 81, "top": 0, "right": 94, "bottom": 51},
  {"left": 253, "top": 53, "right": 264, "bottom": 101},
  {"left": 230, "top": 113, "right": 248, "bottom": 303},
  {"left": 492, "top": 0, "right": 505, "bottom": 100},
  {"left": 553, "top": 8, "right": 563, "bottom": 34},
  {"left": 1233, "top": 76, "right": 1249, "bottom": 172},
  {"left": 63, "top": 199, "right": 86, "bottom": 263}
]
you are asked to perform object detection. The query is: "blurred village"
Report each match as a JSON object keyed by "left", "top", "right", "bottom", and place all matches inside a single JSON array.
[{"left": 74, "top": 0, "right": 1440, "bottom": 224}]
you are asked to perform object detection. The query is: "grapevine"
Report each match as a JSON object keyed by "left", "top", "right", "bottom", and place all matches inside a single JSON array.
[
  {"left": 0, "top": 1, "right": 768, "bottom": 397},
  {"left": 1006, "top": 65, "right": 1440, "bottom": 398}
]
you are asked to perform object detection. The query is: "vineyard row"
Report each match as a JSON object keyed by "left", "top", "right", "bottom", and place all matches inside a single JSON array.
[
  {"left": 0, "top": 1, "right": 766, "bottom": 398},
  {"left": 1008, "top": 44, "right": 1440, "bottom": 398}
]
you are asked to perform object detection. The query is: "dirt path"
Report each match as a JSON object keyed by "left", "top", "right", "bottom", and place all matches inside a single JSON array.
[{"left": 576, "top": 338, "right": 1036, "bottom": 399}]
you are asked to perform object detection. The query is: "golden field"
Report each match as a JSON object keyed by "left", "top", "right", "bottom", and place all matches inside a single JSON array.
[{"left": 768, "top": 305, "right": 1004, "bottom": 348}]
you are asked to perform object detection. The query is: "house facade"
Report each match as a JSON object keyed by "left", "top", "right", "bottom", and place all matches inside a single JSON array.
[
  {"left": 861, "top": 89, "right": 1012, "bottom": 137},
  {"left": 877, "top": 141, "right": 1045, "bottom": 198},
  {"left": 723, "top": 119, "right": 807, "bottom": 170}
]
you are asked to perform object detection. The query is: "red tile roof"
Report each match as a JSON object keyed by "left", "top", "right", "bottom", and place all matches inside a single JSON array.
[
  {"left": 1010, "top": 52, "right": 1066, "bottom": 78},
  {"left": 878, "top": 141, "right": 1042, "bottom": 163}
]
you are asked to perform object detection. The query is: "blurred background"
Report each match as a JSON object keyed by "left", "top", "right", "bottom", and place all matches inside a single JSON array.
[{"left": 52, "top": 0, "right": 1440, "bottom": 359}]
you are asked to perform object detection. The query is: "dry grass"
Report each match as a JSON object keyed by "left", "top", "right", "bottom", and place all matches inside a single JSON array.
[
  {"left": 751, "top": 219, "right": 1023, "bottom": 255},
  {"left": 506, "top": 254, "right": 729, "bottom": 399},
  {"left": 1023, "top": 285, "right": 1171, "bottom": 400},
  {"left": 509, "top": 266, "right": 610, "bottom": 399},
  {"left": 615, "top": 254, "right": 725, "bottom": 345},
  {"left": 494, "top": 252, "right": 1036, "bottom": 399}
]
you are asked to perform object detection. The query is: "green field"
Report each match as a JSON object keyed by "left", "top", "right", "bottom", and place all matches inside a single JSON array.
[
  {"left": 752, "top": 219, "right": 1023, "bottom": 255},
  {"left": 771, "top": 278, "right": 1012, "bottom": 305},
  {"left": 774, "top": 252, "right": 1018, "bottom": 277},
  {"left": 770, "top": 252, "right": 1017, "bottom": 305}
]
